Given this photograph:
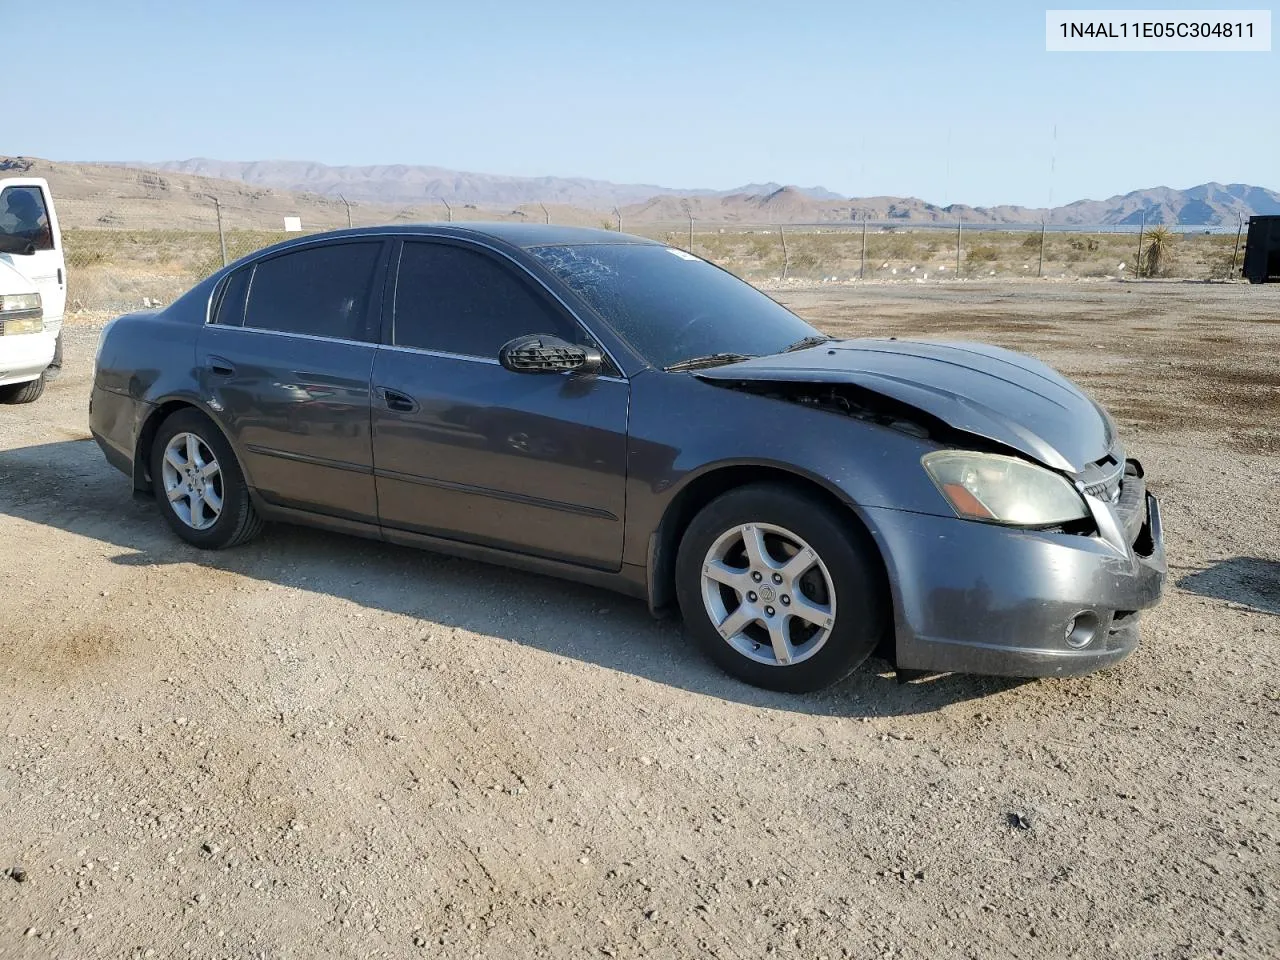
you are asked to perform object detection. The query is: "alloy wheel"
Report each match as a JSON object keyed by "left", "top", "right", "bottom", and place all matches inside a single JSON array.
[
  {"left": 699, "top": 522, "right": 836, "bottom": 666},
  {"left": 160, "top": 432, "right": 223, "bottom": 530}
]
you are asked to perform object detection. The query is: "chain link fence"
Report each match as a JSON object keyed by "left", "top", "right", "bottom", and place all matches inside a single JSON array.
[{"left": 55, "top": 195, "right": 1249, "bottom": 318}]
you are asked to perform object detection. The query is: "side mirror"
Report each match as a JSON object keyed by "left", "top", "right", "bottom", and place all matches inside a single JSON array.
[{"left": 499, "top": 334, "right": 603, "bottom": 375}]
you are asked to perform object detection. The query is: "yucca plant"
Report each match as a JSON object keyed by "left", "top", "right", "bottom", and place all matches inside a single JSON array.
[{"left": 1139, "top": 225, "right": 1175, "bottom": 277}]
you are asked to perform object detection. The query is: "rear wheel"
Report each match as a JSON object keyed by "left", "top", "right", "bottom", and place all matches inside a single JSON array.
[
  {"left": 0, "top": 374, "right": 45, "bottom": 404},
  {"left": 675, "top": 484, "right": 888, "bottom": 692},
  {"left": 150, "top": 409, "right": 263, "bottom": 549}
]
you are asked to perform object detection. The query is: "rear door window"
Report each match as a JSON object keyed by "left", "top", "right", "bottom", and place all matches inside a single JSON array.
[{"left": 244, "top": 241, "right": 383, "bottom": 341}]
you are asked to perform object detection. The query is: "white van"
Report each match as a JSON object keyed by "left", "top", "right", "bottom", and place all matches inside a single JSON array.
[{"left": 0, "top": 177, "right": 66, "bottom": 403}]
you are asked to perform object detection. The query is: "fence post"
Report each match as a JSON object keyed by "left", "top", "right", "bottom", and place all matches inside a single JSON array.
[
  {"left": 1037, "top": 220, "right": 1046, "bottom": 277},
  {"left": 779, "top": 225, "right": 789, "bottom": 280},
  {"left": 955, "top": 215, "right": 962, "bottom": 276},
  {"left": 1229, "top": 215, "right": 1244, "bottom": 279},
  {"left": 539, "top": 203, "right": 550, "bottom": 225},
  {"left": 341, "top": 194, "right": 352, "bottom": 228},
  {"left": 860, "top": 216, "right": 867, "bottom": 279},
  {"left": 613, "top": 207, "right": 622, "bottom": 232},
  {"left": 1135, "top": 210, "right": 1145, "bottom": 277},
  {"left": 440, "top": 198, "right": 453, "bottom": 222},
  {"left": 687, "top": 214, "right": 694, "bottom": 252},
  {"left": 213, "top": 197, "right": 228, "bottom": 267}
]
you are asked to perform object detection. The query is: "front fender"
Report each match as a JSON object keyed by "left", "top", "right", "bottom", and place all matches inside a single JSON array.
[{"left": 624, "top": 372, "right": 951, "bottom": 564}]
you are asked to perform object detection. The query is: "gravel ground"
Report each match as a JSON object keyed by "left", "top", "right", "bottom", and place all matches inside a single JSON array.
[{"left": 1, "top": 281, "right": 1278, "bottom": 960}]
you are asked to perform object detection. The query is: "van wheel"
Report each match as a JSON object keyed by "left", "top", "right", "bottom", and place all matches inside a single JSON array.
[
  {"left": 675, "top": 483, "right": 888, "bottom": 693},
  {"left": 0, "top": 374, "right": 45, "bottom": 404},
  {"left": 150, "top": 409, "right": 263, "bottom": 549}
]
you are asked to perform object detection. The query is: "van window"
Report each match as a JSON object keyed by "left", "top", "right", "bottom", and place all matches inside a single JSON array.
[{"left": 0, "top": 186, "right": 54, "bottom": 252}]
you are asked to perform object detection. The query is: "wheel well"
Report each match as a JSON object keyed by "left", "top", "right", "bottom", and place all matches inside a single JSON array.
[
  {"left": 133, "top": 400, "right": 200, "bottom": 493},
  {"left": 649, "top": 466, "right": 892, "bottom": 635}
]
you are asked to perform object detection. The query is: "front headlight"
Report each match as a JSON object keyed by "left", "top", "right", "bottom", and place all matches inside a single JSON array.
[
  {"left": 0, "top": 292, "right": 41, "bottom": 314},
  {"left": 922, "top": 450, "right": 1088, "bottom": 526},
  {"left": 0, "top": 292, "right": 43, "bottom": 335}
]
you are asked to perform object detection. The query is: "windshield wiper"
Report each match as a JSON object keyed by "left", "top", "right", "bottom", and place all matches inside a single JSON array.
[
  {"left": 664, "top": 352, "right": 755, "bottom": 372},
  {"left": 783, "top": 334, "right": 834, "bottom": 353}
]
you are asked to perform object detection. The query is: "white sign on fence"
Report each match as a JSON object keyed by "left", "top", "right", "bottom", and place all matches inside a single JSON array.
[{"left": 283, "top": 216, "right": 302, "bottom": 232}]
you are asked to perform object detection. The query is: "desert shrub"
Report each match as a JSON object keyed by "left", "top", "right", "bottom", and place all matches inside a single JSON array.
[{"left": 1139, "top": 226, "right": 1175, "bottom": 278}]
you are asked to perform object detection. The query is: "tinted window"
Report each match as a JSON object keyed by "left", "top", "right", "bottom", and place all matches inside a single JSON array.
[
  {"left": 0, "top": 186, "right": 54, "bottom": 252},
  {"left": 393, "top": 242, "right": 581, "bottom": 357},
  {"left": 244, "top": 242, "right": 382, "bottom": 341},
  {"left": 213, "top": 267, "right": 250, "bottom": 326},
  {"left": 528, "top": 244, "right": 819, "bottom": 369}
]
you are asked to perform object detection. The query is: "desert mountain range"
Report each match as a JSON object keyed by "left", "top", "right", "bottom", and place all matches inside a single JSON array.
[{"left": 5, "top": 156, "right": 1276, "bottom": 228}]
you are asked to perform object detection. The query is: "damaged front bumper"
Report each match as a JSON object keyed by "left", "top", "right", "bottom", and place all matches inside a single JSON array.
[{"left": 863, "top": 461, "right": 1166, "bottom": 678}]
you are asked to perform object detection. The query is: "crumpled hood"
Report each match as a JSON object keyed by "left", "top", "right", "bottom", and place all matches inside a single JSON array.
[{"left": 695, "top": 338, "right": 1116, "bottom": 473}]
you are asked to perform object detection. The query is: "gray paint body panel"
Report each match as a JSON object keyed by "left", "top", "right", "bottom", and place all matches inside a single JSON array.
[
  {"left": 88, "top": 225, "right": 1166, "bottom": 681},
  {"left": 695, "top": 338, "right": 1117, "bottom": 472}
]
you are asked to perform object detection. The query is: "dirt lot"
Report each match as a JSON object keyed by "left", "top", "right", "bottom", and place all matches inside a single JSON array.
[{"left": 2, "top": 280, "right": 1278, "bottom": 960}]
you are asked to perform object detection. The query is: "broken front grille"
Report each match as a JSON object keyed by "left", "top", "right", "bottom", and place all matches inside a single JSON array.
[{"left": 1083, "top": 457, "right": 1124, "bottom": 504}]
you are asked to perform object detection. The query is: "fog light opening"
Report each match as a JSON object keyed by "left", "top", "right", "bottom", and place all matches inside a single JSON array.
[{"left": 1065, "top": 611, "right": 1100, "bottom": 649}]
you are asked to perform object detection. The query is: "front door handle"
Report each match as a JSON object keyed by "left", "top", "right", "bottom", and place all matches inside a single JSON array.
[
  {"left": 207, "top": 355, "right": 235, "bottom": 377},
  {"left": 378, "top": 387, "right": 418, "bottom": 413}
]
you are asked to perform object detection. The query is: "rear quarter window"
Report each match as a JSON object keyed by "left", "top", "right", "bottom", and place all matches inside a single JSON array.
[{"left": 212, "top": 267, "right": 250, "bottom": 326}]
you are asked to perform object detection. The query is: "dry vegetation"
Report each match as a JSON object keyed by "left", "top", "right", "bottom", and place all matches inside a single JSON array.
[
  {"left": 61, "top": 223, "right": 1245, "bottom": 315},
  {"left": 687, "top": 227, "right": 1241, "bottom": 282}
]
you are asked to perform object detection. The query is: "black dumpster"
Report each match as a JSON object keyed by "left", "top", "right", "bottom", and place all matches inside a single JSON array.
[{"left": 1242, "top": 215, "right": 1280, "bottom": 283}]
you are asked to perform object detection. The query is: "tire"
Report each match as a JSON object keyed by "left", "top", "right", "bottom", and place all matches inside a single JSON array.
[
  {"left": 149, "top": 408, "right": 264, "bottom": 549},
  {"left": 675, "top": 483, "right": 888, "bottom": 693},
  {"left": 0, "top": 374, "right": 45, "bottom": 404},
  {"left": 44, "top": 332, "right": 63, "bottom": 380}
]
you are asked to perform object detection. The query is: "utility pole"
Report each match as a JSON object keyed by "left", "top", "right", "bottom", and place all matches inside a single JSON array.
[
  {"left": 1037, "top": 220, "right": 1046, "bottom": 278},
  {"left": 860, "top": 216, "right": 867, "bottom": 280},
  {"left": 955, "top": 214, "right": 962, "bottom": 276},
  {"left": 1229, "top": 215, "right": 1244, "bottom": 279},
  {"left": 1135, "top": 210, "right": 1145, "bottom": 277},
  {"left": 213, "top": 197, "right": 227, "bottom": 267}
]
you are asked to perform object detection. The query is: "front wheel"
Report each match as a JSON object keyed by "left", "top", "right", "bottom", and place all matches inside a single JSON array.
[
  {"left": 0, "top": 374, "right": 45, "bottom": 404},
  {"left": 150, "top": 409, "right": 263, "bottom": 549},
  {"left": 675, "top": 484, "right": 888, "bottom": 693}
]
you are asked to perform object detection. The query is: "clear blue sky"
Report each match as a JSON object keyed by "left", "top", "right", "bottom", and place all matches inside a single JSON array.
[{"left": 9, "top": 0, "right": 1276, "bottom": 206}]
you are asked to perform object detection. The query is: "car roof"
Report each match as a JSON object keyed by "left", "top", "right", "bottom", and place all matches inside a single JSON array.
[
  {"left": 272, "top": 222, "right": 661, "bottom": 250},
  {"left": 447, "top": 223, "right": 660, "bottom": 248}
]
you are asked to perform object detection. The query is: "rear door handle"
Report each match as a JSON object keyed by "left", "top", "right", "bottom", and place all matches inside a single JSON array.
[
  {"left": 207, "top": 355, "right": 235, "bottom": 377},
  {"left": 378, "top": 387, "right": 418, "bottom": 413}
]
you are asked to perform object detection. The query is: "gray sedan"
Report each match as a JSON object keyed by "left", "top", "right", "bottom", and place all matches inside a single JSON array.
[{"left": 90, "top": 225, "right": 1165, "bottom": 692}]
